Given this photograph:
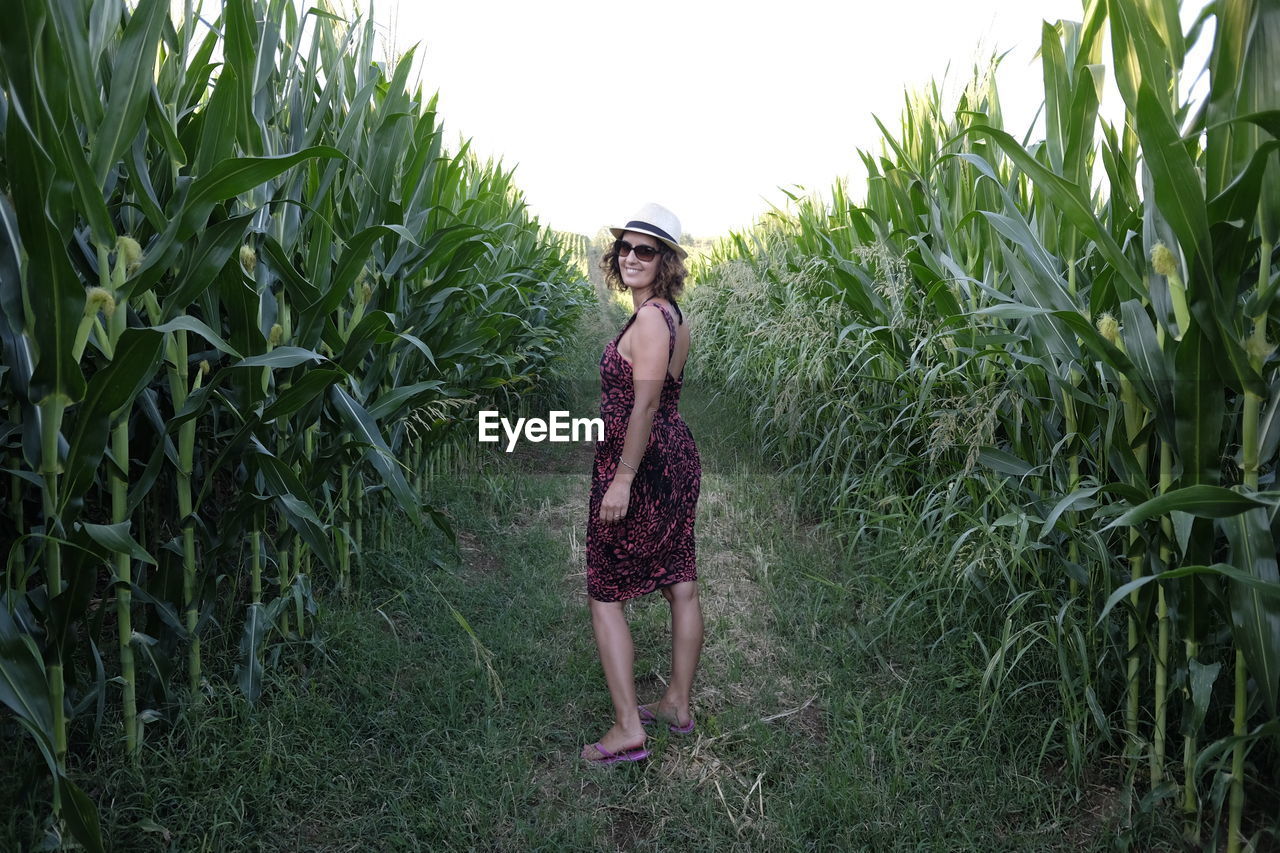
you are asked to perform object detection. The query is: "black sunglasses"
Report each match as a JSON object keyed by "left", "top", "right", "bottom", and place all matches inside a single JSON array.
[{"left": 614, "top": 239, "right": 663, "bottom": 262}]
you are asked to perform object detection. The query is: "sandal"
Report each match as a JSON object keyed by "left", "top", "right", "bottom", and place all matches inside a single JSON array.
[
  {"left": 638, "top": 704, "right": 696, "bottom": 734},
  {"left": 582, "top": 741, "right": 650, "bottom": 765}
]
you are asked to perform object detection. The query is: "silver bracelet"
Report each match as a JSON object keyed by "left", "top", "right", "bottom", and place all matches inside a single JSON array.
[{"left": 619, "top": 458, "right": 638, "bottom": 473}]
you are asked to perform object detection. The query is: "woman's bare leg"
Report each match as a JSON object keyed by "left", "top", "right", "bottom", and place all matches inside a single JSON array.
[
  {"left": 645, "top": 581, "right": 703, "bottom": 726},
  {"left": 584, "top": 597, "right": 646, "bottom": 758}
]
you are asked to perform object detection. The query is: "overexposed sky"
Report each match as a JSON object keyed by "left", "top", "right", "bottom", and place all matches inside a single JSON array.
[{"left": 368, "top": 0, "right": 1207, "bottom": 239}]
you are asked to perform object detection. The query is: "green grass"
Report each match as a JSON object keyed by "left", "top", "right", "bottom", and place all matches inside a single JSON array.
[{"left": 0, "top": 310, "right": 1189, "bottom": 852}]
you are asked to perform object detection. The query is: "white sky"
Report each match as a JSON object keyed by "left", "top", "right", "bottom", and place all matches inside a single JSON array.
[{"left": 366, "top": 0, "right": 1208, "bottom": 239}]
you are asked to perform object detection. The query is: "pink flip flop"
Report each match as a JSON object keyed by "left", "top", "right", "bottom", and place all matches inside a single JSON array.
[
  {"left": 638, "top": 704, "right": 696, "bottom": 734},
  {"left": 583, "top": 741, "right": 650, "bottom": 765}
]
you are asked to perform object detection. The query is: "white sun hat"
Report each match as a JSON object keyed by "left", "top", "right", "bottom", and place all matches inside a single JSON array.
[{"left": 610, "top": 202, "right": 688, "bottom": 259}]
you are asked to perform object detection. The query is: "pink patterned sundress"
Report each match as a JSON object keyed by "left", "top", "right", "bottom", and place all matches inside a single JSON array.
[{"left": 586, "top": 300, "right": 701, "bottom": 602}]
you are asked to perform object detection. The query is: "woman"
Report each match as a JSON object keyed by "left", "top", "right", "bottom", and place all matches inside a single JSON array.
[{"left": 581, "top": 203, "right": 703, "bottom": 765}]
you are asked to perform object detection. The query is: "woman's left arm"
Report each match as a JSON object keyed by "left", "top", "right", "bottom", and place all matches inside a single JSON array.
[{"left": 599, "top": 307, "right": 670, "bottom": 523}]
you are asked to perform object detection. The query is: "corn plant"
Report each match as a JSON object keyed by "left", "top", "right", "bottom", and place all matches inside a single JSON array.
[
  {"left": 690, "top": 0, "right": 1278, "bottom": 846},
  {"left": 0, "top": 0, "right": 589, "bottom": 848}
]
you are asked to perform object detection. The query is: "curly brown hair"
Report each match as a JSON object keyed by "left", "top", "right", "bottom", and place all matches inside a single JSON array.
[{"left": 600, "top": 236, "right": 688, "bottom": 302}]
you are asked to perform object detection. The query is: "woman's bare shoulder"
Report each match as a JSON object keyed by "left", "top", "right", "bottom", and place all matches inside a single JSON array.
[
  {"left": 639, "top": 298, "right": 688, "bottom": 324},
  {"left": 632, "top": 304, "right": 670, "bottom": 334}
]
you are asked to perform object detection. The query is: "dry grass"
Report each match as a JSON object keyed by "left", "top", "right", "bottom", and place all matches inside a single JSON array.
[{"left": 456, "top": 529, "right": 504, "bottom": 577}]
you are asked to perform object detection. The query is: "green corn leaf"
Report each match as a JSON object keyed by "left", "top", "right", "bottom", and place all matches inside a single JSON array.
[
  {"left": 152, "top": 316, "right": 243, "bottom": 359},
  {"left": 965, "top": 126, "right": 1145, "bottom": 299},
  {"left": 143, "top": 84, "right": 187, "bottom": 168},
  {"left": 235, "top": 602, "right": 266, "bottom": 704},
  {"left": 0, "top": 0, "right": 42, "bottom": 108},
  {"left": 1223, "top": 110, "right": 1280, "bottom": 140},
  {"left": 1207, "top": 139, "right": 1280, "bottom": 225},
  {"left": 329, "top": 385, "right": 419, "bottom": 521},
  {"left": 249, "top": 438, "right": 321, "bottom": 524},
  {"left": 366, "top": 380, "right": 447, "bottom": 422},
  {"left": 1062, "top": 66, "right": 1104, "bottom": 189},
  {"left": 61, "top": 123, "right": 116, "bottom": 249},
  {"left": 434, "top": 326, "right": 500, "bottom": 363},
  {"left": 1234, "top": 5, "right": 1280, "bottom": 239},
  {"left": 218, "top": 271, "right": 265, "bottom": 368},
  {"left": 189, "top": 147, "right": 345, "bottom": 210},
  {"left": 305, "top": 6, "right": 346, "bottom": 23},
  {"left": 79, "top": 521, "right": 157, "bottom": 566},
  {"left": 124, "top": 393, "right": 177, "bottom": 514},
  {"left": 160, "top": 147, "right": 344, "bottom": 250},
  {"left": 124, "top": 582, "right": 186, "bottom": 638},
  {"left": 165, "top": 213, "right": 255, "bottom": 311},
  {"left": 291, "top": 574, "right": 317, "bottom": 619},
  {"left": 90, "top": 0, "right": 167, "bottom": 185},
  {"left": 278, "top": 494, "right": 337, "bottom": 565},
  {"left": 1223, "top": 509, "right": 1280, "bottom": 717},
  {"left": 1106, "top": 485, "right": 1276, "bottom": 528},
  {"left": 1133, "top": 83, "right": 1214, "bottom": 290},
  {"left": 1209, "top": 313, "right": 1266, "bottom": 398},
  {"left": 298, "top": 224, "right": 417, "bottom": 343},
  {"left": 1098, "top": 562, "right": 1280, "bottom": 625},
  {"left": 0, "top": 616, "right": 54, "bottom": 745},
  {"left": 1187, "top": 657, "right": 1222, "bottom": 731},
  {"left": 1147, "top": 0, "right": 1185, "bottom": 70},
  {"left": 250, "top": 439, "right": 337, "bottom": 569},
  {"left": 0, "top": 196, "right": 26, "bottom": 338},
  {"left": 187, "top": 412, "right": 260, "bottom": 516},
  {"left": 1193, "top": 721, "right": 1280, "bottom": 781},
  {"left": 126, "top": 124, "right": 168, "bottom": 230},
  {"left": 260, "top": 369, "right": 343, "bottom": 423},
  {"left": 7, "top": 15, "right": 119, "bottom": 253},
  {"left": 1037, "top": 486, "right": 1102, "bottom": 541},
  {"left": 970, "top": 302, "right": 1131, "bottom": 376},
  {"left": 47, "top": 0, "right": 101, "bottom": 133},
  {"left": 413, "top": 224, "right": 487, "bottom": 281},
  {"left": 191, "top": 65, "right": 240, "bottom": 175},
  {"left": 1040, "top": 20, "right": 1069, "bottom": 174},
  {"left": 1261, "top": 374, "right": 1280, "bottom": 463},
  {"left": 222, "top": 0, "right": 259, "bottom": 155},
  {"left": 1119, "top": 300, "right": 1174, "bottom": 434},
  {"left": 234, "top": 347, "right": 326, "bottom": 370},
  {"left": 259, "top": 236, "right": 321, "bottom": 306},
  {"left": 337, "top": 311, "right": 391, "bottom": 372},
  {"left": 1172, "top": 325, "right": 1225, "bottom": 486},
  {"left": 980, "top": 212, "right": 1074, "bottom": 310},
  {"left": 1108, "top": 0, "right": 1174, "bottom": 117},
  {"left": 1053, "top": 308, "right": 1137, "bottom": 375},
  {"left": 21, "top": 214, "right": 87, "bottom": 405},
  {"left": 56, "top": 774, "right": 104, "bottom": 853},
  {"left": 1203, "top": 0, "right": 1252, "bottom": 199},
  {"left": 393, "top": 332, "right": 438, "bottom": 371},
  {"left": 61, "top": 328, "right": 163, "bottom": 511},
  {"left": 0, "top": 198, "right": 41, "bottom": 463},
  {"left": 977, "top": 447, "right": 1039, "bottom": 478},
  {"left": 176, "top": 27, "right": 219, "bottom": 111},
  {"left": 4, "top": 112, "right": 86, "bottom": 405}
]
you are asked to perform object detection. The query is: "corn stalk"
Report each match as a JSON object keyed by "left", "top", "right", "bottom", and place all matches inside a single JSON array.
[{"left": 0, "top": 1, "right": 589, "bottom": 846}]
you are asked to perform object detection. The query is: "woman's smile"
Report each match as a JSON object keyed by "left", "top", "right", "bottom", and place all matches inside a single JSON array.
[{"left": 617, "top": 231, "right": 661, "bottom": 289}]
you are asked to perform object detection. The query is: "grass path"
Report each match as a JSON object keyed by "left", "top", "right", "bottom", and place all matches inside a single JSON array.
[
  {"left": 388, "top": 393, "right": 1120, "bottom": 851},
  {"left": 4, "top": 358, "right": 1145, "bottom": 850}
]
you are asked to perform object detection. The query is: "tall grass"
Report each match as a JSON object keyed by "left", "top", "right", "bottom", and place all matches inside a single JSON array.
[
  {"left": 0, "top": 0, "right": 588, "bottom": 849},
  {"left": 690, "top": 0, "right": 1278, "bottom": 847}
]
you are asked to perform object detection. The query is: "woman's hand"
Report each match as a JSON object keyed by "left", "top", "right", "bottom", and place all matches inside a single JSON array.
[{"left": 599, "top": 477, "right": 632, "bottom": 524}]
